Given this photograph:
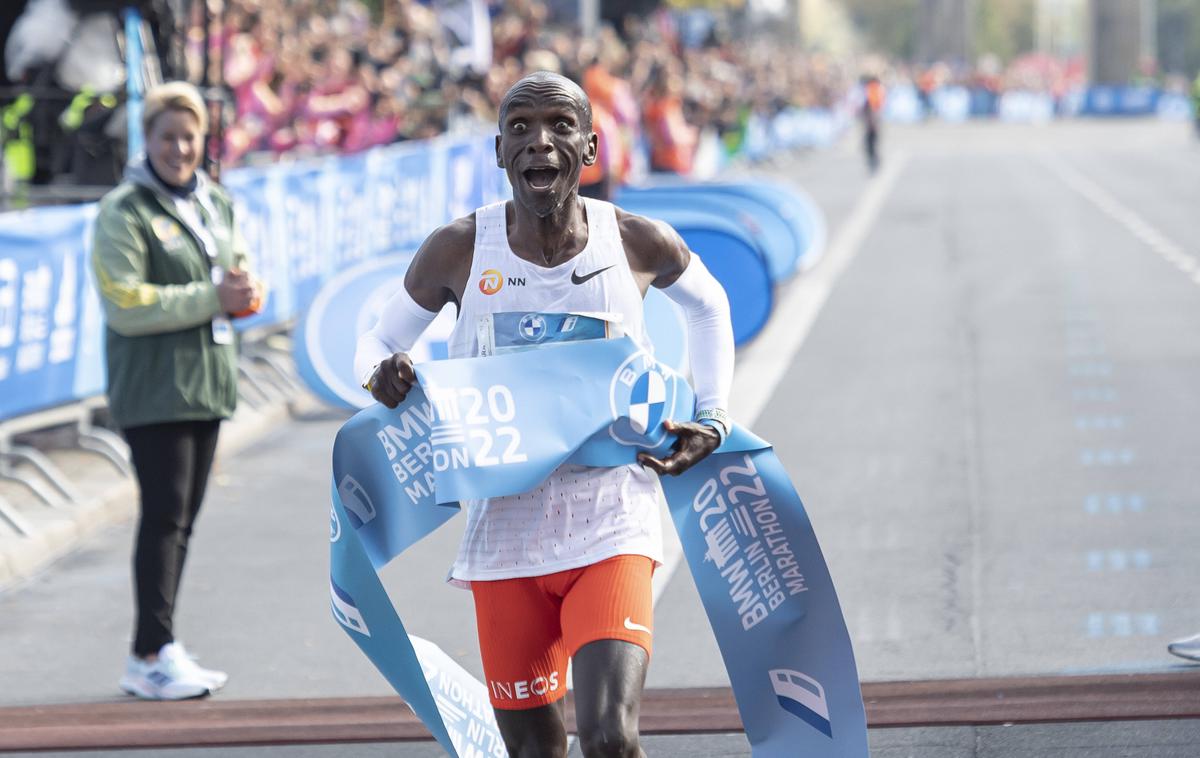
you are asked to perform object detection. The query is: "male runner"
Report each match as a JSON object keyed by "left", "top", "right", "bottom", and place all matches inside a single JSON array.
[{"left": 354, "top": 72, "right": 734, "bottom": 758}]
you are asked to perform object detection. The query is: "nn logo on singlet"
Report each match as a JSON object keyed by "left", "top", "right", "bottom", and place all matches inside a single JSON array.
[{"left": 478, "top": 269, "right": 526, "bottom": 295}]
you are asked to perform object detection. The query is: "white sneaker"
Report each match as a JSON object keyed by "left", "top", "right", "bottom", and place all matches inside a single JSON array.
[
  {"left": 1168, "top": 633, "right": 1200, "bottom": 662},
  {"left": 160, "top": 642, "right": 229, "bottom": 691},
  {"left": 119, "top": 653, "right": 210, "bottom": 701}
]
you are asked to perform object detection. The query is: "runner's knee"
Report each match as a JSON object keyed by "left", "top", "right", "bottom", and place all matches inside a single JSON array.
[
  {"left": 509, "top": 742, "right": 569, "bottom": 758},
  {"left": 577, "top": 714, "right": 640, "bottom": 758}
]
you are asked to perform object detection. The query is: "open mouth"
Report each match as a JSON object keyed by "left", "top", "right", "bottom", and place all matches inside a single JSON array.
[{"left": 522, "top": 167, "right": 559, "bottom": 190}]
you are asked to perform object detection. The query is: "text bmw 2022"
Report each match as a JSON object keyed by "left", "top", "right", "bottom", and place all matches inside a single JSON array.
[{"left": 425, "top": 385, "right": 529, "bottom": 471}]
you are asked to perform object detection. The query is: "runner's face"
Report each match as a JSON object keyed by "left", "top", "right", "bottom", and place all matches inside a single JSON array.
[{"left": 496, "top": 83, "right": 597, "bottom": 218}]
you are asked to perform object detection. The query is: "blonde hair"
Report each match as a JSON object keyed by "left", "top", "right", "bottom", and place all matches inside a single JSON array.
[{"left": 142, "top": 81, "right": 208, "bottom": 135}]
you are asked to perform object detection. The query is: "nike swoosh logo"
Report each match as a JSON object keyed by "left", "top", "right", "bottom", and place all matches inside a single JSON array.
[
  {"left": 623, "top": 617, "right": 651, "bottom": 634},
  {"left": 571, "top": 265, "right": 614, "bottom": 285}
]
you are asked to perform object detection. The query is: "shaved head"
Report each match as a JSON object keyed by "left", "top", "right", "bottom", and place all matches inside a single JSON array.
[{"left": 499, "top": 71, "right": 593, "bottom": 132}]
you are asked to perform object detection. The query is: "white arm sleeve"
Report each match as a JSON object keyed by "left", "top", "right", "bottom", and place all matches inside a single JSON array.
[
  {"left": 353, "top": 284, "right": 439, "bottom": 385},
  {"left": 659, "top": 254, "right": 734, "bottom": 412}
]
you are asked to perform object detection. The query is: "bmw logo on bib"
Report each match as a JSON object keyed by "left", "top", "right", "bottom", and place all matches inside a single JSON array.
[
  {"left": 519, "top": 313, "right": 548, "bottom": 342},
  {"left": 608, "top": 351, "right": 678, "bottom": 448}
]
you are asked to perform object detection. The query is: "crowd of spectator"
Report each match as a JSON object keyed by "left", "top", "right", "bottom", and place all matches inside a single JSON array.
[{"left": 197, "top": 0, "right": 849, "bottom": 177}]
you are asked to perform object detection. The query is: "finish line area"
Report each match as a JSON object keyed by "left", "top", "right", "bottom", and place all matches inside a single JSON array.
[
  {"left": 2, "top": 673, "right": 1198, "bottom": 755},
  {"left": 3, "top": 120, "right": 1200, "bottom": 757}
]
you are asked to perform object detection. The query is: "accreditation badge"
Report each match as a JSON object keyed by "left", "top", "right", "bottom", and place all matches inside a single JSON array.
[{"left": 211, "top": 315, "right": 235, "bottom": 345}]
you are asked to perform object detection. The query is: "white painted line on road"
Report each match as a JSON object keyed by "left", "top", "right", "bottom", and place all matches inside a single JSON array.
[
  {"left": 728, "top": 151, "right": 911, "bottom": 424},
  {"left": 1040, "top": 153, "right": 1199, "bottom": 285},
  {"left": 654, "top": 152, "right": 910, "bottom": 606}
]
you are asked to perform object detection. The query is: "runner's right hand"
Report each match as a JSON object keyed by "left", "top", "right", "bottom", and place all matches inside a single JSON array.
[{"left": 369, "top": 352, "right": 417, "bottom": 408}]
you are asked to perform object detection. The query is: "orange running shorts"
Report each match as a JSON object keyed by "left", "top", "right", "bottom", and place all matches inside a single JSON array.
[{"left": 470, "top": 554, "right": 654, "bottom": 710}]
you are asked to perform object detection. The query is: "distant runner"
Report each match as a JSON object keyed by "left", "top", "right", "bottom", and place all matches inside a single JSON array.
[
  {"left": 354, "top": 71, "right": 735, "bottom": 757},
  {"left": 861, "top": 74, "right": 886, "bottom": 173}
]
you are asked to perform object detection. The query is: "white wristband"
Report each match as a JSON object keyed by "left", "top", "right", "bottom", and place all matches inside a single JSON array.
[{"left": 695, "top": 408, "right": 731, "bottom": 443}]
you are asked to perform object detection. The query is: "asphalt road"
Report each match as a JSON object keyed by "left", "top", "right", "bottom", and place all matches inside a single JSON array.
[{"left": 2, "top": 119, "right": 1199, "bottom": 756}]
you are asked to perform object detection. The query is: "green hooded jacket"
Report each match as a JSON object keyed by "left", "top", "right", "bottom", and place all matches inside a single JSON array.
[{"left": 91, "top": 158, "right": 251, "bottom": 429}]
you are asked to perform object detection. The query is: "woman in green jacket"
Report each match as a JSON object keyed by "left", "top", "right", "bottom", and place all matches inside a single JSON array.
[{"left": 91, "top": 81, "right": 262, "bottom": 701}]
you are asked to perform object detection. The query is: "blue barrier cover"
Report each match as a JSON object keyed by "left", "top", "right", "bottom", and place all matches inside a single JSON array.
[
  {"left": 618, "top": 187, "right": 801, "bottom": 282},
  {"left": 614, "top": 202, "right": 773, "bottom": 345},
  {"left": 709, "top": 179, "right": 827, "bottom": 272},
  {"left": 331, "top": 337, "right": 868, "bottom": 757},
  {"left": 632, "top": 178, "right": 827, "bottom": 274}
]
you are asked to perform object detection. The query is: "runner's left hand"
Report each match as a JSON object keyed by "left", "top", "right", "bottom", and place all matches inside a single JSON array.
[{"left": 637, "top": 420, "right": 721, "bottom": 477}]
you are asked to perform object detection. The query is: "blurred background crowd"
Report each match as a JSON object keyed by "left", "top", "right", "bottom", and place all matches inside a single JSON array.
[{"left": 206, "top": 0, "right": 848, "bottom": 174}]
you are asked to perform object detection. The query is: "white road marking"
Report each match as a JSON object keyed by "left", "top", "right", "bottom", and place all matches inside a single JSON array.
[
  {"left": 729, "top": 152, "right": 911, "bottom": 424},
  {"left": 653, "top": 153, "right": 910, "bottom": 605},
  {"left": 1040, "top": 153, "right": 1199, "bottom": 286}
]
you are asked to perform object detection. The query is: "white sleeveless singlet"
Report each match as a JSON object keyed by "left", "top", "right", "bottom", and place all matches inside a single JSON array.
[{"left": 447, "top": 199, "right": 663, "bottom": 584}]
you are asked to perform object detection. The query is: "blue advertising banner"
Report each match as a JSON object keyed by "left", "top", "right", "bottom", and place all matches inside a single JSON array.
[
  {"left": 0, "top": 134, "right": 506, "bottom": 420},
  {"left": 330, "top": 336, "right": 868, "bottom": 757},
  {"left": 0, "top": 205, "right": 105, "bottom": 419},
  {"left": 1079, "top": 86, "right": 1160, "bottom": 117},
  {"left": 219, "top": 135, "right": 501, "bottom": 333}
]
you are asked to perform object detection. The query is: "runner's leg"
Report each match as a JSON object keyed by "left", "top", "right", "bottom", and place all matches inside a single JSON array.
[
  {"left": 473, "top": 575, "right": 571, "bottom": 757},
  {"left": 561, "top": 556, "right": 653, "bottom": 758},
  {"left": 494, "top": 699, "right": 569, "bottom": 758},
  {"left": 572, "top": 640, "right": 648, "bottom": 758}
]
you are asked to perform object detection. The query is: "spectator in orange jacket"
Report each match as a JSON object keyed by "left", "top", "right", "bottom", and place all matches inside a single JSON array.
[{"left": 643, "top": 64, "right": 697, "bottom": 175}]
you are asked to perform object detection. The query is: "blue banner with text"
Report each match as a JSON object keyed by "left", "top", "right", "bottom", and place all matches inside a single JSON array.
[
  {"left": 0, "top": 134, "right": 507, "bottom": 421},
  {"left": 329, "top": 337, "right": 868, "bottom": 757}
]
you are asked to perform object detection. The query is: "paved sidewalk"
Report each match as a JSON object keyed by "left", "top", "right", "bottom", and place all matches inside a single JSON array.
[{"left": 0, "top": 348, "right": 315, "bottom": 591}]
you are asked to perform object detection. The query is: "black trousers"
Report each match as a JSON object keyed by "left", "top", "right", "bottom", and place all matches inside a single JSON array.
[{"left": 123, "top": 419, "right": 221, "bottom": 657}]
